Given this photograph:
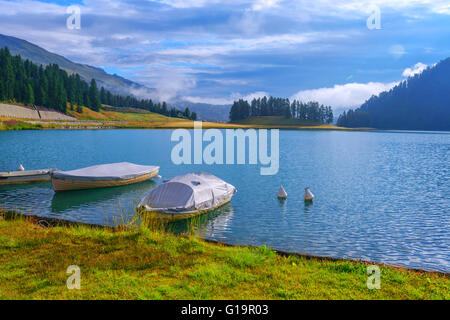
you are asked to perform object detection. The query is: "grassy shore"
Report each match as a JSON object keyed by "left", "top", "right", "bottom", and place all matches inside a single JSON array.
[
  {"left": 0, "top": 118, "right": 44, "bottom": 130},
  {"left": 0, "top": 213, "right": 447, "bottom": 300}
]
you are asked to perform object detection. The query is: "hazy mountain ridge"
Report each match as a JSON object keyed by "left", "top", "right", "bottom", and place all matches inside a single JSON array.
[
  {"left": 172, "top": 100, "right": 231, "bottom": 122},
  {"left": 0, "top": 34, "right": 231, "bottom": 121},
  {"left": 0, "top": 34, "right": 155, "bottom": 97}
]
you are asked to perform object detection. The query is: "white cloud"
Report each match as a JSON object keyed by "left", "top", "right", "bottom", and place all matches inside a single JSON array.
[
  {"left": 389, "top": 45, "right": 406, "bottom": 58},
  {"left": 252, "top": 0, "right": 282, "bottom": 11},
  {"left": 156, "top": 31, "right": 350, "bottom": 60},
  {"left": 402, "top": 62, "right": 427, "bottom": 77},
  {"left": 1, "top": 0, "right": 447, "bottom": 107},
  {"left": 160, "top": 0, "right": 450, "bottom": 15},
  {"left": 154, "top": 72, "right": 197, "bottom": 102},
  {"left": 290, "top": 82, "right": 398, "bottom": 109}
]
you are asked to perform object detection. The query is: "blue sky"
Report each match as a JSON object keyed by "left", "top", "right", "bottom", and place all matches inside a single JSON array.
[{"left": 1, "top": 0, "right": 449, "bottom": 109}]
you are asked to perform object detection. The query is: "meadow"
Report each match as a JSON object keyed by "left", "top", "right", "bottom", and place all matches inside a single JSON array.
[{"left": 0, "top": 212, "right": 448, "bottom": 300}]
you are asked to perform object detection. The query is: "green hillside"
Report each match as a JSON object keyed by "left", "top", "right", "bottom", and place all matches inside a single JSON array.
[{"left": 0, "top": 33, "right": 154, "bottom": 96}]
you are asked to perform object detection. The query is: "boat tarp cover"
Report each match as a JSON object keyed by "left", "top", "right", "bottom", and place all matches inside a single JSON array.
[
  {"left": 139, "top": 172, "right": 236, "bottom": 214},
  {"left": 52, "top": 162, "right": 159, "bottom": 181}
]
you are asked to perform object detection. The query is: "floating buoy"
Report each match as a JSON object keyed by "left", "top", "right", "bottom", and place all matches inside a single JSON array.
[
  {"left": 18, "top": 163, "right": 25, "bottom": 171},
  {"left": 277, "top": 185, "right": 287, "bottom": 199},
  {"left": 304, "top": 187, "right": 314, "bottom": 201}
]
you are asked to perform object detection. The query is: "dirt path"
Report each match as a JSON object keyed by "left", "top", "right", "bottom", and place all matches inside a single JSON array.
[{"left": 0, "top": 103, "right": 77, "bottom": 121}]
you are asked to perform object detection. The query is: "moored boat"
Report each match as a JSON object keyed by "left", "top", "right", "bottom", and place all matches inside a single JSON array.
[
  {"left": 51, "top": 162, "right": 159, "bottom": 192},
  {"left": 138, "top": 172, "right": 237, "bottom": 221},
  {"left": 0, "top": 169, "right": 56, "bottom": 185}
]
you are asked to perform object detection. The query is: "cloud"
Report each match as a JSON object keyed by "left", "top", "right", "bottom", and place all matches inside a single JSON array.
[
  {"left": 290, "top": 82, "right": 398, "bottom": 109},
  {"left": 0, "top": 0, "right": 447, "bottom": 105},
  {"left": 389, "top": 45, "right": 406, "bottom": 58},
  {"left": 154, "top": 71, "right": 197, "bottom": 102},
  {"left": 402, "top": 62, "right": 427, "bottom": 77},
  {"left": 251, "top": 0, "right": 281, "bottom": 11},
  {"left": 160, "top": 0, "right": 450, "bottom": 16}
]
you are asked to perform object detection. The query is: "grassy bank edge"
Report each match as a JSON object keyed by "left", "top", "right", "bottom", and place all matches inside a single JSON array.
[
  {"left": 0, "top": 211, "right": 448, "bottom": 300},
  {"left": 0, "top": 117, "right": 365, "bottom": 131}
]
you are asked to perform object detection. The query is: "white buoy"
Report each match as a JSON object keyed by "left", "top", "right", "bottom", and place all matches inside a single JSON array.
[
  {"left": 18, "top": 163, "right": 25, "bottom": 171},
  {"left": 304, "top": 187, "right": 314, "bottom": 201},
  {"left": 277, "top": 185, "right": 287, "bottom": 199}
]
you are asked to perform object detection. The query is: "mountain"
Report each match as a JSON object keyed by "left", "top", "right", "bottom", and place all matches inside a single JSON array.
[
  {"left": 0, "top": 34, "right": 232, "bottom": 121},
  {"left": 172, "top": 100, "right": 231, "bottom": 122},
  {"left": 337, "top": 58, "right": 450, "bottom": 130},
  {"left": 0, "top": 33, "right": 155, "bottom": 97}
]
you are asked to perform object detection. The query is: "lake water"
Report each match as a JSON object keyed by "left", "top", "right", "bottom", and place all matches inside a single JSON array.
[{"left": 0, "top": 129, "right": 449, "bottom": 272}]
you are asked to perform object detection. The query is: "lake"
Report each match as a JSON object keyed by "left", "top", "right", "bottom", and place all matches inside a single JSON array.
[{"left": 0, "top": 129, "right": 449, "bottom": 272}]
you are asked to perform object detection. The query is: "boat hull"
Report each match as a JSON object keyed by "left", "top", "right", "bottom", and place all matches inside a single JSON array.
[
  {"left": 140, "top": 196, "right": 233, "bottom": 222},
  {"left": 0, "top": 169, "right": 53, "bottom": 185},
  {"left": 52, "top": 169, "right": 159, "bottom": 192}
]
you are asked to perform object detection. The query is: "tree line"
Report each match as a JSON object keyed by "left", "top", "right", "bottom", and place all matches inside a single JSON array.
[
  {"left": 336, "top": 109, "right": 371, "bottom": 127},
  {"left": 229, "top": 96, "right": 334, "bottom": 124},
  {"left": 0, "top": 46, "right": 196, "bottom": 120},
  {"left": 337, "top": 58, "right": 450, "bottom": 130}
]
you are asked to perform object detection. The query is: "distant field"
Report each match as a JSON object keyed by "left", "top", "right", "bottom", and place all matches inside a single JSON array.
[{"left": 67, "top": 105, "right": 187, "bottom": 123}]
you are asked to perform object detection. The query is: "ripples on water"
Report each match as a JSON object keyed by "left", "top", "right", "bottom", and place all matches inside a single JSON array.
[{"left": 0, "top": 129, "right": 448, "bottom": 272}]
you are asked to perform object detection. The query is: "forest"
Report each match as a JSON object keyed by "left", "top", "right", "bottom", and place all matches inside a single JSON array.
[
  {"left": 230, "top": 96, "right": 334, "bottom": 124},
  {"left": 337, "top": 58, "right": 450, "bottom": 130},
  {"left": 0, "top": 47, "right": 197, "bottom": 120}
]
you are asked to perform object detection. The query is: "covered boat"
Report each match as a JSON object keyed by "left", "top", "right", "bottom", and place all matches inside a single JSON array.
[
  {"left": 51, "top": 162, "right": 159, "bottom": 192},
  {"left": 0, "top": 169, "right": 56, "bottom": 185},
  {"left": 138, "top": 172, "right": 237, "bottom": 221}
]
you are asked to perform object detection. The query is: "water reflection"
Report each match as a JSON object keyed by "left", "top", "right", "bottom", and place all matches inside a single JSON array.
[
  {"left": 169, "top": 202, "right": 234, "bottom": 237},
  {"left": 277, "top": 198, "right": 288, "bottom": 215},
  {"left": 51, "top": 180, "right": 157, "bottom": 213},
  {"left": 0, "top": 181, "right": 50, "bottom": 192},
  {"left": 304, "top": 200, "right": 314, "bottom": 214}
]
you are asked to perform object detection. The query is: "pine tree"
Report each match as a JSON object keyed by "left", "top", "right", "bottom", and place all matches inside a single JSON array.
[
  {"left": 89, "top": 79, "right": 101, "bottom": 111},
  {"left": 183, "top": 107, "right": 191, "bottom": 118},
  {"left": 0, "top": 46, "right": 175, "bottom": 118}
]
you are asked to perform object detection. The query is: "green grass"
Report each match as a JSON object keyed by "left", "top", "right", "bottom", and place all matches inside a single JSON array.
[
  {"left": 67, "top": 105, "right": 187, "bottom": 122},
  {"left": 0, "top": 213, "right": 448, "bottom": 300},
  {"left": 0, "top": 119, "right": 43, "bottom": 130}
]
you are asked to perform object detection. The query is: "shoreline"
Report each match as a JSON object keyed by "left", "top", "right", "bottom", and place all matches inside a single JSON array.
[
  {"left": 0, "top": 117, "right": 361, "bottom": 131},
  {"left": 2, "top": 211, "right": 448, "bottom": 277}
]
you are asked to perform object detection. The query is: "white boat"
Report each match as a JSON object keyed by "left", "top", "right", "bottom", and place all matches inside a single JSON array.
[
  {"left": 51, "top": 162, "right": 159, "bottom": 192},
  {"left": 138, "top": 172, "right": 237, "bottom": 221},
  {"left": 0, "top": 169, "right": 56, "bottom": 185}
]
